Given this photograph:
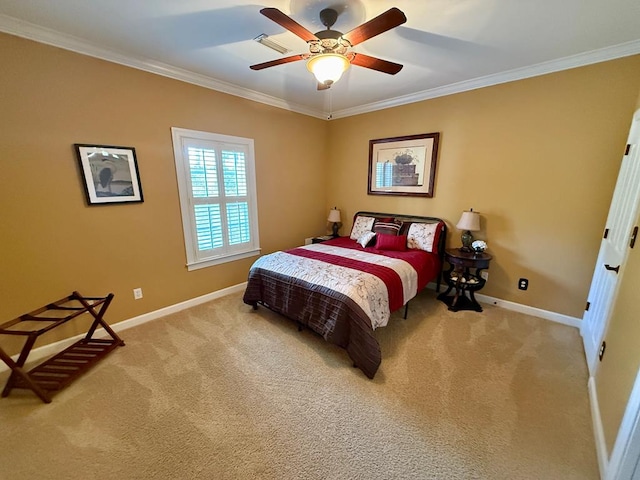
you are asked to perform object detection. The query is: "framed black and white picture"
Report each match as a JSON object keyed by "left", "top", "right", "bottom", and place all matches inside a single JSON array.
[{"left": 74, "top": 144, "right": 144, "bottom": 205}]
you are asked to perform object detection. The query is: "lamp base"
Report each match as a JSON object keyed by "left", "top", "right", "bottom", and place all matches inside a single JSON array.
[
  {"left": 460, "top": 230, "right": 474, "bottom": 251},
  {"left": 332, "top": 222, "right": 339, "bottom": 237}
]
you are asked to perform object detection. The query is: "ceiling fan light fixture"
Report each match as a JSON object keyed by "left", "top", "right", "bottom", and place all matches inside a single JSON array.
[{"left": 306, "top": 53, "right": 350, "bottom": 86}]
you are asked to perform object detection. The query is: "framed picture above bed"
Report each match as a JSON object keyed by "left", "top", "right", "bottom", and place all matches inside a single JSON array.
[{"left": 367, "top": 132, "right": 440, "bottom": 197}]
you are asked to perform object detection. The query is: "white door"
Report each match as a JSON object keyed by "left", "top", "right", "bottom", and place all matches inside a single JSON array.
[{"left": 582, "top": 109, "right": 640, "bottom": 375}]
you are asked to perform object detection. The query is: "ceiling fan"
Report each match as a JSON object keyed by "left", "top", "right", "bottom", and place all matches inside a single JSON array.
[{"left": 250, "top": 6, "right": 407, "bottom": 90}]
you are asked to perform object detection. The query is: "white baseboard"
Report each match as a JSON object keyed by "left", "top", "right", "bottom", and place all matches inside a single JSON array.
[
  {"left": 588, "top": 376, "right": 609, "bottom": 480},
  {"left": 475, "top": 293, "right": 582, "bottom": 328},
  {"left": 426, "top": 282, "right": 582, "bottom": 328},
  {"left": 0, "top": 282, "right": 247, "bottom": 373},
  {"left": 3, "top": 281, "right": 582, "bottom": 374}
]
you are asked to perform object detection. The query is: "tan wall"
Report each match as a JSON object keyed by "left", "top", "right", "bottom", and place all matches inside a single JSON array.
[
  {"left": 0, "top": 33, "right": 328, "bottom": 353},
  {"left": 1, "top": 30, "right": 639, "bottom": 367},
  {"left": 327, "top": 55, "right": 640, "bottom": 317},
  {"left": 3, "top": 26, "right": 640, "bottom": 463}
]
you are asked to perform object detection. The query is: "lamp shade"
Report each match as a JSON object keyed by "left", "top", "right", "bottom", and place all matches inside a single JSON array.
[
  {"left": 307, "top": 54, "right": 350, "bottom": 86},
  {"left": 327, "top": 208, "right": 341, "bottom": 223},
  {"left": 456, "top": 210, "right": 480, "bottom": 231}
]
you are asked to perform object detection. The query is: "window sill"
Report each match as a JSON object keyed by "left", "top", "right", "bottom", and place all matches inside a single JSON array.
[{"left": 186, "top": 248, "right": 261, "bottom": 271}]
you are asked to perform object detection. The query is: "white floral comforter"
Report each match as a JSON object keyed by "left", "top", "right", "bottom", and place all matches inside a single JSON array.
[{"left": 249, "top": 243, "right": 418, "bottom": 329}]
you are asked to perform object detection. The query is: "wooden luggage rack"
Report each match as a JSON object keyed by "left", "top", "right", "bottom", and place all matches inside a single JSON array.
[{"left": 0, "top": 291, "right": 124, "bottom": 403}]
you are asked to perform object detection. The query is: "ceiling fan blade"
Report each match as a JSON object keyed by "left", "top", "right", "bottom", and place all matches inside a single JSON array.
[
  {"left": 342, "top": 7, "right": 407, "bottom": 46},
  {"left": 350, "top": 53, "right": 403, "bottom": 75},
  {"left": 260, "top": 8, "right": 319, "bottom": 43},
  {"left": 250, "top": 54, "right": 308, "bottom": 70}
]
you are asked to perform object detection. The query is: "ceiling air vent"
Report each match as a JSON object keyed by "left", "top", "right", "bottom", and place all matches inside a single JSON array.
[{"left": 253, "top": 34, "right": 291, "bottom": 55}]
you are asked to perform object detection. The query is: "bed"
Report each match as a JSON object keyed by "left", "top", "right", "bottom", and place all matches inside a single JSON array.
[{"left": 242, "top": 211, "right": 447, "bottom": 378}]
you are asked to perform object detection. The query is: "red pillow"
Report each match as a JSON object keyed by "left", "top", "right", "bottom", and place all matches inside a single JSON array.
[{"left": 375, "top": 233, "right": 407, "bottom": 251}]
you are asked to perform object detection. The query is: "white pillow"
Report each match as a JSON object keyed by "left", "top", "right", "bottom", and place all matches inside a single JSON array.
[
  {"left": 356, "top": 231, "right": 376, "bottom": 248},
  {"left": 407, "top": 222, "right": 439, "bottom": 252},
  {"left": 350, "top": 216, "right": 375, "bottom": 240}
]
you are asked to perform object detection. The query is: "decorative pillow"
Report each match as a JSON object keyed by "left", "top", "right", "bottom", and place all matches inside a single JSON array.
[
  {"left": 356, "top": 231, "right": 376, "bottom": 248},
  {"left": 350, "top": 216, "right": 375, "bottom": 240},
  {"left": 372, "top": 218, "right": 402, "bottom": 236},
  {"left": 375, "top": 233, "right": 407, "bottom": 251},
  {"left": 399, "top": 221, "right": 413, "bottom": 236},
  {"left": 407, "top": 222, "right": 441, "bottom": 253}
]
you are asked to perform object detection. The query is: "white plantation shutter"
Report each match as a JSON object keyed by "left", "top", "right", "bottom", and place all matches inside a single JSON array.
[{"left": 172, "top": 128, "right": 260, "bottom": 270}]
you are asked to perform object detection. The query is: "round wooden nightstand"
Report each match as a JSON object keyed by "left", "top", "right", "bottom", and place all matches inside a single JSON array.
[{"left": 437, "top": 248, "right": 492, "bottom": 312}]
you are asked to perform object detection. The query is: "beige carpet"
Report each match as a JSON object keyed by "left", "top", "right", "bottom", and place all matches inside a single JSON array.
[{"left": 0, "top": 290, "right": 598, "bottom": 479}]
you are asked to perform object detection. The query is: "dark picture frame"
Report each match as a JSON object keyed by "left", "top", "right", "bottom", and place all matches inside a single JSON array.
[
  {"left": 367, "top": 132, "right": 440, "bottom": 197},
  {"left": 74, "top": 144, "right": 144, "bottom": 205}
]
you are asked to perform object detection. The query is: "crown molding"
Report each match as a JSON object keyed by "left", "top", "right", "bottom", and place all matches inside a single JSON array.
[
  {"left": 331, "top": 39, "right": 640, "bottom": 119},
  {"left": 0, "top": 14, "right": 325, "bottom": 119},
  {"left": 2, "top": 14, "right": 638, "bottom": 121}
]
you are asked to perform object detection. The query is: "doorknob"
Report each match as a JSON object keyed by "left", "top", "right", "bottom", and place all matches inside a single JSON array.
[{"left": 604, "top": 264, "right": 620, "bottom": 273}]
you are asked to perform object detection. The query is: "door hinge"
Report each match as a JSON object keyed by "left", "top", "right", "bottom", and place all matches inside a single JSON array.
[
  {"left": 604, "top": 228, "right": 609, "bottom": 239},
  {"left": 631, "top": 226, "right": 638, "bottom": 249},
  {"left": 599, "top": 341, "right": 607, "bottom": 361},
  {"left": 625, "top": 144, "right": 631, "bottom": 155},
  {"left": 585, "top": 301, "right": 590, "bottom": 311}
]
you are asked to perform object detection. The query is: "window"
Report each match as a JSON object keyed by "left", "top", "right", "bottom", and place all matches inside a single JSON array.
[{"left": 171, "top": 128, "right": 260, "bottom": 270}]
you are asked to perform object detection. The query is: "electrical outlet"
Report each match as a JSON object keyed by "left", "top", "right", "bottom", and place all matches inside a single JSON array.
[
  {"left": 133, "top": 287, "right": 143, "bottom": 300},
  {"left": 518, "top": 278, "right": 529, "bottom": 290},
  {"left": 480, "top": 271, "right": 489, "bottom": 281}
]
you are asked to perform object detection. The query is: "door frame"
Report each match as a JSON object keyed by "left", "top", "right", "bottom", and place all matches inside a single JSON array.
[{"left": 608, "top": 366, "right": 640, "bottom": 479}]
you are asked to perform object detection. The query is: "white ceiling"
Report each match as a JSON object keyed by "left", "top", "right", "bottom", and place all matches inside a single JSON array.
[{"left": 1, "top": 0, "right": 639, "bottom": 119}]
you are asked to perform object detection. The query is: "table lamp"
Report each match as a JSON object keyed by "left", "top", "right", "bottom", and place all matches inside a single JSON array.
[
  {"left": 328, "top": 207, "right": 341, "bottom": 237},
  {"left": 456, "top": 208, "right": 480, "bottom": 252}
]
